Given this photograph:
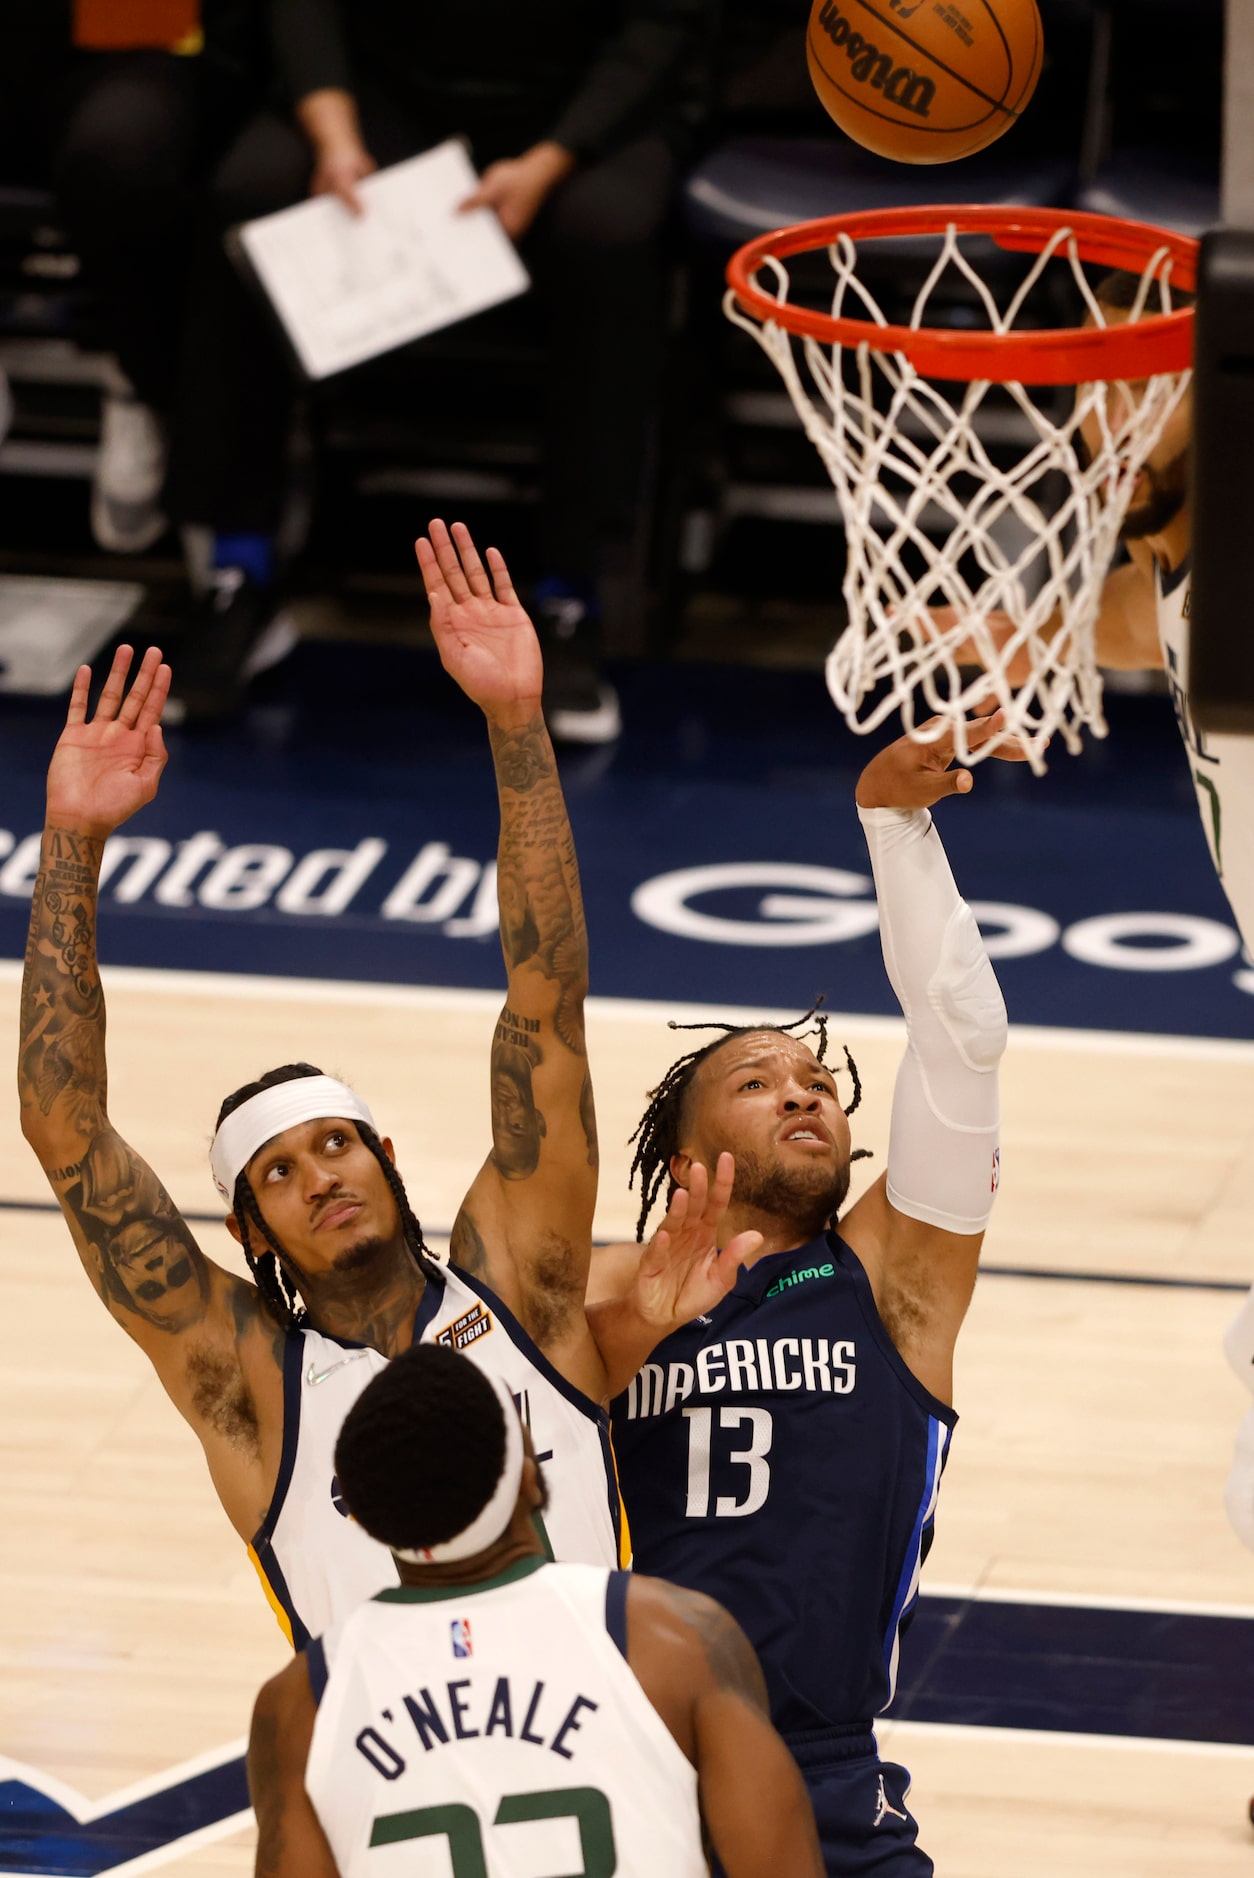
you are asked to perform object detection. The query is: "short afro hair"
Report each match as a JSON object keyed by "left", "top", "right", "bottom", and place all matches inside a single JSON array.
[{"left": 334, "top": 1342, "right": 510, "bottom": 1555}]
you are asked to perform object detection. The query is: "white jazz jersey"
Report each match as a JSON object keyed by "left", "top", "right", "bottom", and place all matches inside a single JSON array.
[
  {"left": 1156, "top": 557, "right": 1254, "bottom": 952},
  {"left": 249, "top": 1261, "right": 627, "bottom": 1647},
  {"left": 304, "top": 1561, "right": 707, "bottom": 1878}
]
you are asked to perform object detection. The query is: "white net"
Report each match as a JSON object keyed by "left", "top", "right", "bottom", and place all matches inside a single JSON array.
[{"left": 726, "top": 221, "right": 1192, "bottom": 774}]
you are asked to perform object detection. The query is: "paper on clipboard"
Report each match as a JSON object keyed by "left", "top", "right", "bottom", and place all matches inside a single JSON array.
[{"left": 237, "top": 140, "right": 531, "bottom": 380}]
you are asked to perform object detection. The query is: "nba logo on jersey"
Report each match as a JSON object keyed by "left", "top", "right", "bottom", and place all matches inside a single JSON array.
[{"left": 450, "top": 1618, "right": 473, "bottom": 1658}]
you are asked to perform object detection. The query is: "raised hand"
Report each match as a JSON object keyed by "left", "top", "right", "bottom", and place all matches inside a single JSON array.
[
  {"left": 416, "top": 520, "right": 543, "bottom": 715},
  {"left": 854, "top": 704, "right": 1032, "bottom": 811},
  {"left": 46, "top": 646, "right": 171, "bottom": 837},
  {"left": 631, "top": 1154, "right": 764, "bottom": 1332},
  {"left": 923, "top": 604, "right": 1039, "bottom": 685}
]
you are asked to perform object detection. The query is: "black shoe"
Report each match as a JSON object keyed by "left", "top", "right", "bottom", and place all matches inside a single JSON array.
[
  {"left": 165, "top": 571, "right": 296, "bottom": 725},
  {"left": 536, "top": 595, "right": 622, "bottom": 746}
]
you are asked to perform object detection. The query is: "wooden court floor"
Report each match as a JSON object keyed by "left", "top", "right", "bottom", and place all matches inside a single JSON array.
[{"left": 1, "top": 962, "right": 1252, "bottom": 1876}]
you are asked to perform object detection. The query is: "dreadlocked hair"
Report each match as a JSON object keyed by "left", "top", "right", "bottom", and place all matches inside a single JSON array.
[
  {"left": 216, "top": 1063, "right": 433, "bottom": 1335},
  {"left": 335, "top": 1343, "right": 508, "bottom": 1554},
  {"left": 626, "top": 1002, "right": 873, "bottom": 1242}
]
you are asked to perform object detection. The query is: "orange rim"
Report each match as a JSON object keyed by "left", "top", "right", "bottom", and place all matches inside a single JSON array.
[{"left": 725, "top": 205, "right": 1197, "bottom": 384}]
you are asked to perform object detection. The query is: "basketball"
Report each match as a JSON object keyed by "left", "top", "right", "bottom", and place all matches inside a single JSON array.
[{"left": 806, "top": 0, "right": 1044, "bottom": 164}]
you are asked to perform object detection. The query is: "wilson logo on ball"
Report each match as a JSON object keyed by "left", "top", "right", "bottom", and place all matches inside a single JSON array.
[{"left": 814, "top": 1, "right": 936, "bottom": 118}]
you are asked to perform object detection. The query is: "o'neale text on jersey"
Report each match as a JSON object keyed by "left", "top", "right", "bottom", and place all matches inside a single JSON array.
[
  {"left": 624, "top": 1337, "right": 857, "bottom": 1418},
  {"left": 355, "top": 1677, "right": 600, "bottom": 1778}
]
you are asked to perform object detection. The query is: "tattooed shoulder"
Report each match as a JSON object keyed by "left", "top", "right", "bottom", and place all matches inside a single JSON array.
[
  {"left": 450, "top": 1208, "right": 490, "bottom": 1278},
  {"left": 660, "top": 1583, "right": 770, "bottom": 1716}
]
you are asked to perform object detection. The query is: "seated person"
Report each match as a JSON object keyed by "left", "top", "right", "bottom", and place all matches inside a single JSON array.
[{"left": 162, "top": 0, "right": 704, "bottom": 734}]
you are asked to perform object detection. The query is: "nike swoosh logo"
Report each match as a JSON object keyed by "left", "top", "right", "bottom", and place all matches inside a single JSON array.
[{"left": 306, "top": 1352, "right": 371, "bottom": 1387}]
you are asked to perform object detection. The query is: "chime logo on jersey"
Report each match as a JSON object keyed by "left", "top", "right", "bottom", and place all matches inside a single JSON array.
[
  {"left": 450, "top": 1619, "right": 473, "bottom": 1659},
  {"left": 436, "top": 1302, "right": 493, "bottom": 1353}
]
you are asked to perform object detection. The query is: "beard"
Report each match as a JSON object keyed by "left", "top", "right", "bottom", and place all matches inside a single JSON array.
[
  {"left": 1119, "top": 450, "right": 1188, "bottom": 541},
  {"left": 732, "top": 1145, "right": 851, "bottom": 1239}
]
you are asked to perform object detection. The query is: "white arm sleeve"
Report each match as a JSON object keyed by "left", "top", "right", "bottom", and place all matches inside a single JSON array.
[{"left": 859, "top": 804, "right": 1006, "bottom": 1235}]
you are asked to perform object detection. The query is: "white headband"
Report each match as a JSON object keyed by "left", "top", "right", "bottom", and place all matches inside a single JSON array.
[
  {"left": 210, "top": 1076, "right": 377, "bottom": 1201},
  {"left": 393, "top": 1368, "right": 526, "bottom": 1565}
]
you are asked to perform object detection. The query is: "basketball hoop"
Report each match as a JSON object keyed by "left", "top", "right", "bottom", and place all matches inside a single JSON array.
[{"left": 725, "top": 206, "right": 1197, "bottom": 773}]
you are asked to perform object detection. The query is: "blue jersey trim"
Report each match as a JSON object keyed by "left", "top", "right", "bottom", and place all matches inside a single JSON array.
[
  {"left": 881, "top": 1416, "right": 947, "bottom": 1698},
  {"left": 605, "top": 1572, "right": 630, "bottom": 1661},
  {"left": 450, "top": 1266, "right": 610, "bottom": 1429},
  {"left": 251, "top": 1332, "right": 306, "bottom": 1553},
  {"left": 1158, "top": 551, "right": 1191, "bottom": 599},
  {"left": 253, "top": 1535, "right": 311, "bottom": 1652},
  {"left": 412, "top": 1259, "right": 447, "bottom": 1341},
  {"left": 304, "top": 1635, "right": 328, "bottom": 1706}
]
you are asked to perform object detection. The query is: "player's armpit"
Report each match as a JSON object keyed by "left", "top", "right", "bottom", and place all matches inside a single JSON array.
[{"left": 248, "top": 1661, "right": 338, "bottom": 1878}]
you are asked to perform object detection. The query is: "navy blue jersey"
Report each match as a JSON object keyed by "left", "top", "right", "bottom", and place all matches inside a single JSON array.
[{"left": 611, "top": 1232, "right": 956, "bottom": 1737}]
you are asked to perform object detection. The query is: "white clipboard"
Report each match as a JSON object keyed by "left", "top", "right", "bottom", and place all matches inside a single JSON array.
[{"left": 236, "top": 140, "right": 531, "bottom": 381}]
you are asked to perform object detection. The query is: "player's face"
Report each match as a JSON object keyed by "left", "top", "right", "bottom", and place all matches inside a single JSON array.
[
  {"left": 1078, "top": 304, "right": 1192, "bottom": 542},
  {"left": 679, "top": 1033, "right": 853, "bottom": 1228},
  {"left": 244, "top": 1118, "right": 403, "bottom": 1274}
]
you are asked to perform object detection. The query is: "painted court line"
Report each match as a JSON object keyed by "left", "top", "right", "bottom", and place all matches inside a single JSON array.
[
  {"left": 877, "top": 1718, "right": 1254, "bottom": 1760},
  {"left": 3, "top": 960, "right": 1254, "bottom": 1064}
]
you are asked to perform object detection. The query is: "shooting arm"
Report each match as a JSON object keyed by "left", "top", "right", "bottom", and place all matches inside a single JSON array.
[
  {"left": 842, "top": 797, "right": 1006, "bottom": 1401},
  {"left": 249, "top": 1660, "right": 339, "bottom": 1878}
]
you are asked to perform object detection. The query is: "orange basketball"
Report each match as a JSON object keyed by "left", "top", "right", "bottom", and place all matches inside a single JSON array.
[{"left": 806, "top": 0, "right": 1043, "bottom": 164}]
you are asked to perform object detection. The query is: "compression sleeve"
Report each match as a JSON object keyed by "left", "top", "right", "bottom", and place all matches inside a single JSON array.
[{"left": 858, "top": 805, "right": 1006, "bottom": 1235}]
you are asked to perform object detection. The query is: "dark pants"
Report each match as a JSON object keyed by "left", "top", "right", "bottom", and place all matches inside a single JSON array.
[
  {"left": 164, "top": 91, "right": 677, "bottom": 567},
  {"left": 713, "top": 1740, "right": 932, "bottom": 1878},
  {"left": 49, "top": 51, "right": 257, "bottom": 410}
]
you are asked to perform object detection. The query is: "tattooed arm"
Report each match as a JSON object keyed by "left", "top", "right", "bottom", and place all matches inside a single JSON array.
[
  {"left": 417, "top": 523, "right": 599, "bottom": 1385},
  {"left": 19, "top": 650, "right": 284, "bottom": 1540},
  {"left": 248, "top": 1658, "right": 338, "bottom": 1878},
  {"left": 626, "top": 1577, "right": 825, "bottom": 1878}
]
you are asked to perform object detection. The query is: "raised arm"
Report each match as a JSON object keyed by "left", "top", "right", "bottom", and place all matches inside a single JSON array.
[
  {"left": 416, "top": 523, "right": 599, "bottom": 1367},
  {"left": 626, "top": 1577, "right": 824, "bottom": 1878},
  {"left": 934, "top": 540, "right": 1163, "bottom": 683},
  {"left": 840, "top": 713, "right": 1014, "bottom": 1405},
  {"left": 18, "top": 648, "right": 282, "bottom": 1537}
]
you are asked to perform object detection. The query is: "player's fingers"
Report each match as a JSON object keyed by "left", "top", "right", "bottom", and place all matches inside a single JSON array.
[
  {"left": 684, "top": 1161, "right": 709, "bottom": 1223},
  {"left": 450, "top": 522, "right": 492, "bottom": 599},
  {"left": 427, "top": 518, "right": 471, "bottom": 603},
  {"left": 942, "top": 768, "right": 974, "bottom": 797},
  {"left": 118, "top": 646, "right": 164, "bottom": 728},
  {"left": 65, "top": 665, "right": 92, "bottom": 727},
  {"left": 94, "top": 644, "right": 134, "bottom": 722},
  {"left": 705, "top": 1151, "right": 736, "bottom": 1221},
  {"left": 485, "top": 546, "right": 519, "bottom": 607},
  {"left": 137, "top": 661, "right": 172, "bottom": 732},
  {"left": 722, "top": 1229, "right": 765, "bottom": 1272},
  {"left": 656, "top": 1184, "right": 690, "bottom": 1240}
]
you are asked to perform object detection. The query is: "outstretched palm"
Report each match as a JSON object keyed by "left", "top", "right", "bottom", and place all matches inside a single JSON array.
[
  {"left": 416, "top": 520, "right": 543, "bottom": 710},
  {"left": 633, "top": 1154, "right": 764, "bottom": 1331},
  {"left": 46, "top": 646, "right": 171, "bottom": 836}
]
